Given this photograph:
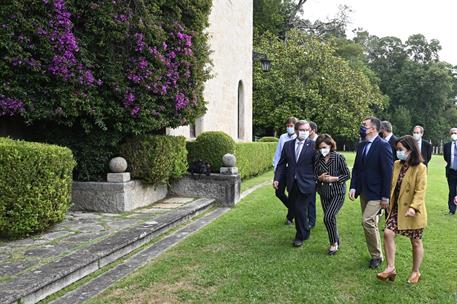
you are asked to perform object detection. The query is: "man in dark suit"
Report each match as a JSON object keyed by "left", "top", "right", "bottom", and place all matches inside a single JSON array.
[
  {"left": 349, "top": 116, "right": 393, "bottom": 269},
  {"left": 413, "top": 125, "right": 432, "bottom": 166},
  {"left": 443, "top": 127, "right": 457, "bottom": 215},
  {"left": 380, "top": 121, "right": 397, "bottom": 160},
  {"left": 274, "top": 120, "right": 316, "bottom": 247},
  {"left": 308, "top": 121, "right": 319, "bottom": 229}
]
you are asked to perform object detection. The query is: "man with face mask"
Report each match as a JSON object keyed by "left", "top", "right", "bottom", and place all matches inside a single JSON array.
[
  {"left": 273, "top": 117, "right": 298, "bottom": 224},
  {"left": 307, "top": 121, "right": 319, "bottom": 229},
  {"left": 274, "top": 120, "right": 316, "bottom": 247},
  {"left": 412, "top": 125, "right": 432, "bottom": 166},
  {"left": 380, "top": 121, "right": 397, "bottom": 160},
  {"left": 349, "top": 116, "right": 393, "bottom": 269},
  {"left": 443, "top": 128, "right": 457, "bottom": 215}
]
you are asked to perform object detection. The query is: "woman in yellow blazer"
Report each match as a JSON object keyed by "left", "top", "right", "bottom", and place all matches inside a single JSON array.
[{"left": 377, "top": 135, "right": 427, "bottom": 284}]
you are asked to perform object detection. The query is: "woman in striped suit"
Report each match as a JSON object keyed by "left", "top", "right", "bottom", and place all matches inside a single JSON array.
[{"left": 314, "top": 134, "right": 350, "bottom": 255}]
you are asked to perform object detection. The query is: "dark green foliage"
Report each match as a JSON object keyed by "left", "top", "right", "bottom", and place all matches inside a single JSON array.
[
  {"left": 0, "top": 138, "right": 76, "bottom": 239},
  {"left": 187, "top": 132, "right": 236, "bottom": 172},
  {"left": 235, "top": 142, "right": 276, "bottom": 179},
  {"left": 0, "top": 0, "right": 212, "bottom": 180},
  {"left": 258, "top": 136, "right": 278, "bottom": 142},
  {"left": 119, "top": 135, "right": 188, "bottom": 185}
]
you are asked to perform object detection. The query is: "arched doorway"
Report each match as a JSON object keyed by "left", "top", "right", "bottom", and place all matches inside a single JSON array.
[{"left": 237, "top": 80, "right": 244, "bottom": 140}]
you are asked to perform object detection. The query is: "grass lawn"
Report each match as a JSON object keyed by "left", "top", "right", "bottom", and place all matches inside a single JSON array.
[{"left": 87, "top": 153, "right": 457, "bottom": 304}]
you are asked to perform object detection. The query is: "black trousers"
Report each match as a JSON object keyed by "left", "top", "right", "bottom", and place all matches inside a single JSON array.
[
  {"left": 447, "top": 169, "right": 457, "bottom": 214},
  {"left": 275, "top": 177, "right": 294, "bottom": 221},
  {"left": 320, "top": 193, "right": 345, "bottom": 244},
  {"left": 289, "top": 183, "right": 312, "bottom": 241},
  {"left": 308, "top": 191, "right": 316, "bottom": 227}
]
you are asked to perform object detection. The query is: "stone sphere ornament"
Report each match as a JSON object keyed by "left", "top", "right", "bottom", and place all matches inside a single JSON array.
[
  {"left": 222, "top": 153, "right": 236, "bottom": 167},
  {"left": 109, "top": 157, "right": 128, "bottom": 173}
]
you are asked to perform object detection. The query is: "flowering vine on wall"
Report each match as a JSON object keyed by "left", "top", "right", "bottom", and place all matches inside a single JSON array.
[{"left": 0, "top": 0, "right": 211, "bottom": 134}]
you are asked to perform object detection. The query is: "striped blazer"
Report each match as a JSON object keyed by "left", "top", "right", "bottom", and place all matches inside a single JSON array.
[{"left": 314, "top": 151, "right": 350, "bottom": 198}]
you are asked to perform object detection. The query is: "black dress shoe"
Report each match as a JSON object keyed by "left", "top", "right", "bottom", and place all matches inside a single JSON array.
[
  {"left": 369, "top": 258, "right": 382, "bottom": 269},
  {"left": 445, "top": 212, "right": 455, "bottom": 216},
  {"left": 293, "top": 240, "right": 303, "bottom": 247}
]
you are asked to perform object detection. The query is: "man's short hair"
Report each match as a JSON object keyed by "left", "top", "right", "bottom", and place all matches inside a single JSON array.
[
  {"left": 363, "top": 116, "right": 381, "bottom": 132},
  {"left": 295, "top": 120, "right": 309, "bottom": 130},
  {"left": 309, "top": 121, "right": 318, "bottom": 132},
  {"left": 449, "top": 128, "right": 457, "bottom": 134},
  {"left": 381, "top": 121, "right": 392, "bottom": 133},
  {"left": 285, "top": 117, "right": 298, "bottom": 126},
  {"left": 413, "top": 125, "right": 424, "bottom": 134}
]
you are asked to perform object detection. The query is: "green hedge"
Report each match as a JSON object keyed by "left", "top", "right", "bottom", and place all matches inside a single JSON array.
[
  {"left": 187, "top": 131, "right": 235, "bottom": 172},
  {"left": 0, "top": 138, "right": 76, "bottom": 239},
  {"left": 258, "top": 136, "right": 279, "bottom": 142},
  {"left": 235, "top": 142, "right": 276, "bottom": 179},
  {"left": 120, "top": 135, "right": 188, "bottom": 185}
]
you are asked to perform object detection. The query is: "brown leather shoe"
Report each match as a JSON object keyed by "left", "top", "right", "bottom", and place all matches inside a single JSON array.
[
  {"left": 407, "top": 272, "right": 421, "bottom": 284},
  {"left": 376, "top": 269, "right": 397, "bottom": 281}
]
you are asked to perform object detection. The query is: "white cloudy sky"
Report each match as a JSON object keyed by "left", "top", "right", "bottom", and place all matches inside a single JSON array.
[{"left": 301, "top": 0, "right": 457, "bottom": 65}]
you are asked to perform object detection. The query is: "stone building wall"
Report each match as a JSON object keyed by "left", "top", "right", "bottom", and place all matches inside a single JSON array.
[{"left": 167, "top": 0, "right": 253, "bottom": 142}]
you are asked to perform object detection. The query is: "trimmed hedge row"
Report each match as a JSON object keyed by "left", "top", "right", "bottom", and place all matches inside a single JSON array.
[
  {"left": 186, "top": 131, "right": 276, "bottom": 179},
  {"left": 187, "top": 131, "right": 235, "bottom": 172},
  {"left": 120, "top": 135, "right": 188, "bottom": 185},
  {"left": 235, "top": 142, "right": 276, "bottom": 179},
  {"left": 0, "top": 138, "right": 76, "bottom": 239},
  {"left": 258, "top": 136, "right": 279, "bottom": 142}
]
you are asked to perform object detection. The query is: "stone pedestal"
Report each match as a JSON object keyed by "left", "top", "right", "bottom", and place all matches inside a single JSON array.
[
  {"left": 107, "top": 172, "right": 131, "bottom": 183},
  {"left": 220, "top": 167, "right": 238, "bottom": 175},
  {"left": 71, "top": 180, "right": 167, "bottom": 213},
  {"left": 170, "top": 173, "right": 241, "bottom": 207}
]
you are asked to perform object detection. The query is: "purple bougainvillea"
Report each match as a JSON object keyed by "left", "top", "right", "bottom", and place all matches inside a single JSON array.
[
  {"left": 0, "top": 95, "right": 24, "bottom": 116},
  {"left": 46, "top": 0, "right": 101, "bottom": 86}
]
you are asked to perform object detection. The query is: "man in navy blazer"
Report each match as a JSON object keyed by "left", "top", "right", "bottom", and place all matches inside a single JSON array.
[
  {"left": 443, "top": 127, "right": 457, "bottom": 215},
  {"left": 274, "top": 120, "right": 316, "bottom": 247},
  {"left": 349, "top": 117, "right": 393, "bottom": 269}
]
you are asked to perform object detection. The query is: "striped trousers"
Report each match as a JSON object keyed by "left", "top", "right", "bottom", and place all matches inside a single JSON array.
[{"left": 320, "top": 193, "right": 345, "bottom": 244}]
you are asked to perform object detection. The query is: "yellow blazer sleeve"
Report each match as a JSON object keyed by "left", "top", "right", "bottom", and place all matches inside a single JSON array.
[{"left": 409, "top": 164, "right": 427, "bottom": 212}]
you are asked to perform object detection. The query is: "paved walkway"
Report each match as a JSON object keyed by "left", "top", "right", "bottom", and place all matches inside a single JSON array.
[{"left": 0, "top": 196, "right": 211, "bottom": 304}]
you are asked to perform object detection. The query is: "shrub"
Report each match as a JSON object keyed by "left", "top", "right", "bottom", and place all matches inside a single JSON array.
[
  {"left": 187, "top": 131, "right": 236, "bottom": 172},
  {"left": 0, "top": 0, "right": 212, "bottom": 181},
  {"left": 258, "top": 136, "right": 278, "bottom": 142},
  {"left": 235, "top": 142, "right": 276, "bottom": 179},
  {"left": 120, "top": 135, "right": 187, "bottom": 185},
  {"left": 0, "top": 137, "right": 76, "bottom": 239}
]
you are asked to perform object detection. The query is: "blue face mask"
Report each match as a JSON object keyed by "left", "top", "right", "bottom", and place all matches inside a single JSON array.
[
  {"left": 359, "top": 126, "right": 367, "bottom": 139},
  {"left": 396, "top": 150, "right": 408, "bottom": 161},
  {"left": 286, "top": 127, "right": 295, "bottom": 135}
]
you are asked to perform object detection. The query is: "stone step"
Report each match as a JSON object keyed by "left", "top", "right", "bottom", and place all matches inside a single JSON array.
[
  {"left": 49, "top": 207, "right": 230, "bottom": 304},
  {"left": 0, "top": 198, "right": 216, "bottom": 304}
]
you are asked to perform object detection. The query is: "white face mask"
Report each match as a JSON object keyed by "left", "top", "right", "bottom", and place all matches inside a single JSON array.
[
  {"left": 451, "top": 134, "right": 457, "bottom": 141},
  {"left": 320, "top": 148, "right": 330, "bottom": 157},
  {"left": 287, "top": 127, "right": 295, "bottom": 135},
  {"left": 298, "top": 131, "right": 309, "bottom": 141},
  {"left": 396, "top": 150, "right": 409, "bottom": 161},
  {"left": 413, "top": 133, "right": 422, "bottom": 141}
]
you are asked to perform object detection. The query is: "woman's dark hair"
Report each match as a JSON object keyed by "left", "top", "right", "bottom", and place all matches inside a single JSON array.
[
  {"left": 396, "top": 135, "right": 424, "bottom": 166},
  {"left": 315, "top": 134, "right": 337, "bottom": 151}
]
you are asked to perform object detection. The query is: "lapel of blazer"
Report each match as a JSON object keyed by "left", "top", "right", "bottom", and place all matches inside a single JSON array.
[
  {"left": 290, "top": 139, "right": 298, "bottom": 165},
  {"left": 297, "top": 139, "right": 312, "bottom": 164},
  {"left": 390, "top": 161, "right": 400, "bottom": 199},
  {"left": 365, "top": 137, "right": 379, "bottom": 163}
]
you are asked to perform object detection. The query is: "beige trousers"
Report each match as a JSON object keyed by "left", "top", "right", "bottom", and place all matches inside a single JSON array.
[{"left": 360, "top": 196, "right": 383, "bottom": 260}]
